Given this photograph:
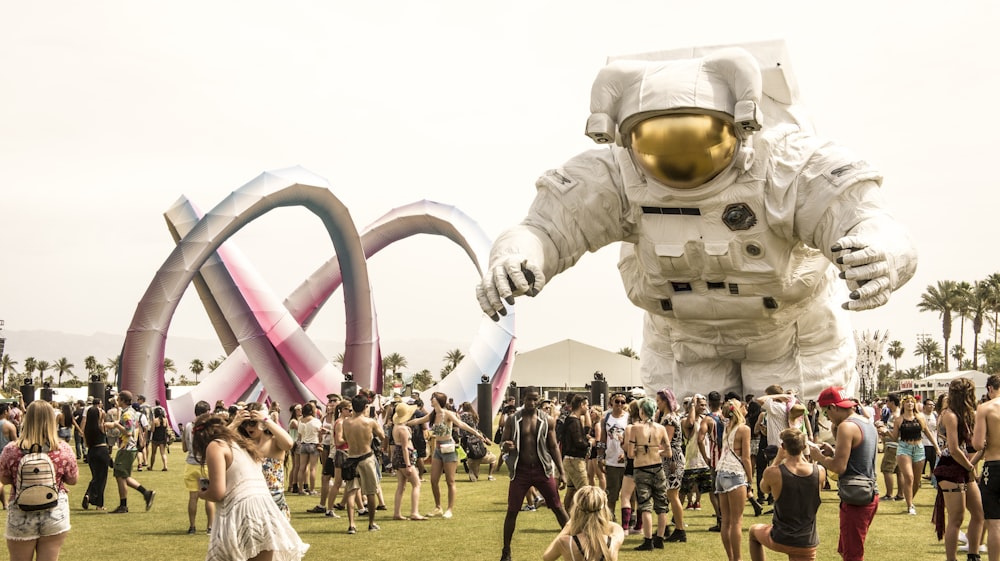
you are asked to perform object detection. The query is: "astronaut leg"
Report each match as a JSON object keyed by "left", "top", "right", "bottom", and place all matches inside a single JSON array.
[
  {"left": 640, "top": 313, "right": 740, "bottom": 399},
  {"left": 796, "top": 287, "right": 857, "bottom": 399},
  {"left": 740, "top": 294, "right": 856, "bottom": 401}
]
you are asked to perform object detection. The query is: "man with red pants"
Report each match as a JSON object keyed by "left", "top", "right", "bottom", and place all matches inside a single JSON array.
[{"left": 811, "top": 386, "right": 878, "bottom": 561}]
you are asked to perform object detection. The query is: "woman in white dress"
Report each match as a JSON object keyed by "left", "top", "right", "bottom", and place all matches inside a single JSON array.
[{"left": 192, "top": 413, "right": 309, "bottom": 561}]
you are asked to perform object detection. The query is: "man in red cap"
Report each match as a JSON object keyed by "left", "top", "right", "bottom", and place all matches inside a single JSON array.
[{"left": 809, "top": 386, "right": 878, "bottom": 561}]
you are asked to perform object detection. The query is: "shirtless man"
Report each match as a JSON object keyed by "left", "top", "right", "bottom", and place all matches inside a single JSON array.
[
  {"left": 500, "top": 389, "right": 569, "bottom": 561},
  {"left": 974, "top": 374, "right": 1000, "bottom": 561},
  {"left": 341, "top": 393, "right": 386, "bottom": 534}
]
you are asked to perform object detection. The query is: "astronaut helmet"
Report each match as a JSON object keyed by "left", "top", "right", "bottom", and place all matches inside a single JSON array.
[{"left": 585, "top": 48, "right": 763, "bottom": 190}]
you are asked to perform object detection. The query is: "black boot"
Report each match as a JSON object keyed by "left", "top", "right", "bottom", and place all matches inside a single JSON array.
[
  {"left": 665, "top": 529, "right": 687, "bottom": 543},
  {"left": 652, "top": 535, "right": 664, "bottom": 549},
  {"left": 749, "top": 496, "right": 763, "bottom": 517},
  {"left": 708, "top": 516, "right": 722, "bottom": 532},
  {"left": 634, "top": 538, "right": 654, "bottom": 551}
]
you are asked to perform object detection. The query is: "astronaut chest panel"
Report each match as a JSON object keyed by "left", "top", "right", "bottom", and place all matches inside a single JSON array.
[{"left": 631, "top": 190, "right": 789, "bottom": 282}]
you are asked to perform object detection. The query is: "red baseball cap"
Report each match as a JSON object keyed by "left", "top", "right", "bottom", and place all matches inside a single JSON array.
[{"left": 817, "top": 386, "right": 857, "bottom": 409}]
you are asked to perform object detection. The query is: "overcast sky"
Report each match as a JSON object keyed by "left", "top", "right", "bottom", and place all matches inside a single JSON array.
[{"left": 2, "top": 1, "right": 998, "bottom": 374}]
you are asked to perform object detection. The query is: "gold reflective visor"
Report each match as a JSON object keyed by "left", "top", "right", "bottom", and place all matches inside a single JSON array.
[{"left": 630, "top": 114, "right": 738, "bottom": 189}]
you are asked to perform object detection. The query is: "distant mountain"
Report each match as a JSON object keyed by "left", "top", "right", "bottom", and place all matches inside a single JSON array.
[{"left": 1, "top": 329, "right": 466, "bottom": 384}]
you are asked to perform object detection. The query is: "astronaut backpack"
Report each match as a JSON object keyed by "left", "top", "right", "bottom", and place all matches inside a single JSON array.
[{"left": 13, "top": 444, "right": 59, "bottom": 511}]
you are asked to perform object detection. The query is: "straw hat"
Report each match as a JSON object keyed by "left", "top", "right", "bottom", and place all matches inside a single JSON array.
[{"left": 393, "top": 402, "right": 417, "bottom": 425}]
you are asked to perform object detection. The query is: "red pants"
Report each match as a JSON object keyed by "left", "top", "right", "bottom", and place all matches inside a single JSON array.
[{"left": 838, "top": 496, "right": 878, "bottom": 561}]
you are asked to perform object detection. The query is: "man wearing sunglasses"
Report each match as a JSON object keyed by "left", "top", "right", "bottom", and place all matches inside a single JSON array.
[{"left": 602, "top": 393, "right": 630, "bottom": 520}]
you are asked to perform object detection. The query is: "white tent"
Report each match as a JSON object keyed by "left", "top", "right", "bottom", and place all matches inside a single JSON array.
[
  {"left": 910, "top": 370, "right": 989, "bottom": 401},
  {"left": 511, "top": 339, "right": 642, "bottom": 390}
]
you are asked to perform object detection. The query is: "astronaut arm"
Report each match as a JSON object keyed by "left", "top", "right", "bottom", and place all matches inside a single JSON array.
[
  {"left": 818, "top": 181, "right": 917, "bottom": 310},
  {"left": 477, "top": 149, "right": 629, "bottom": 320}
]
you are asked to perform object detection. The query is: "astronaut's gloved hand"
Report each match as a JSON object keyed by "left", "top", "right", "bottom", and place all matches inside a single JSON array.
[
  {"left": 476, "top": 256, "right": 546, "bottom": 321},
  {"left": 832, "top": 235, "right": 902, "bottom": 311}
]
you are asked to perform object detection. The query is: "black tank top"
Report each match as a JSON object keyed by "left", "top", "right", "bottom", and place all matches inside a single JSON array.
[
  {"left": 771, "top": 464, "right": 820, "bottom": 548},
  {"left": 899, "top": 417, "right": 922, "bottom": 442}
]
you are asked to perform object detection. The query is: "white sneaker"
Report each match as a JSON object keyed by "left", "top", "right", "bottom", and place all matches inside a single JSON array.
[
  {"left": 959, "top": 530, "right": 968, "bottom": 544},
  {"left": 443, "top": 510, "right": 453, "bottom": 519},
  {"left": 958, "top": 543, "right": 988, "bottom": 553},
  {"left": 907, "top": 505, "right": 916, "bottom": 516}
]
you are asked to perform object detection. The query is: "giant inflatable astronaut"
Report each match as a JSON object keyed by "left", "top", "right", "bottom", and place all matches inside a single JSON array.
[{"left": 476, "top": 44, "right": 917, "bottom": 399}]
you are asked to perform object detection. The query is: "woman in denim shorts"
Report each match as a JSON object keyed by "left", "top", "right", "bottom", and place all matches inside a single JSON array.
[
  {"left": 715, "top": 399, "right": 753, "bottom": 561},
  {"left": 892, "top": 395, "right": 939, "bottom": 515},
  {"left": 0, "top": 401, "right": 79, "bottom": 561}
]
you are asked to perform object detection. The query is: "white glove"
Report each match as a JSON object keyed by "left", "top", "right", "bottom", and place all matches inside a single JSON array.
[
  {"left": 476, "top": 256, "right": 545, "bottom": 321},
  {"left": 831, "top": 235, "right": 901, "bottom": 311}
]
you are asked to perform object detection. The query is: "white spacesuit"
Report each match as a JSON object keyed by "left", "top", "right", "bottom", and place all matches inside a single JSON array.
[{"left": 476, "top": 44, "right": 917, "bottom": 400}]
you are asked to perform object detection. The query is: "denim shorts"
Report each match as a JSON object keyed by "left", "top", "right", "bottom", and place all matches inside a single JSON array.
[
  {"left": 896, "top": 441, "right": 925, "bottom": 462},
  {"left": 715, "top": 469, "right": 748, "bottom": 494},
  {"left": 433, "top": 441, "right": 459, "bottom": 463},
  {"left": 6, "top": 493, "right": 71, "bottom": 540}
]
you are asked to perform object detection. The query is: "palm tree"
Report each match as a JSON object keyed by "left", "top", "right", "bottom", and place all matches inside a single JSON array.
[
  {"left": 105, "top": 356, "right": 120, "bottom": 384},
  {"left": 913, "top": 337, "right": 940, "bottom": 377},
  {"left": 887, "top": 341, "right": 904, "bottom": 374},
  {"left": 618, "top": 347, "right": 640, "bottom": 359},
  {"left": 980, "top": 341, "right": 1000, "bottom": 373},
  {"left": 951, "top": 345, "right": 967, "bottom": 367},
  {"left": 965, "top": 280, "right": 992, "bottom": 369},
  {"left": 163, "top": 357, "right": 177, "bottom": 378},
  {"left": 53, "top": 357, "right": 74, "bottom": 386},
  {"left": 877, "top": 363, "right": 893, "bottom": 393},
  {"left": 35, "top": 360, "right": 51, "bottom": 386},
  {"left": 1, "top": 354, "right": 18, "bottom": 391},
  {"left": 443, "top": 349, "right": 464, "bottom": 371},
  {"left": 22, "top": 356, "right": 37, "bottom": 385},
  {"left": 190, "top": 359, "right": 204, "bottom": 382},
  {"left": 987, "top": 272, "right": 1000, "bottom": 343},
  {"left": 917, "top": 280, "right": 960, "bottom": 371},
  {"left": 954, "top": 281, "right": 974, "bottom": 350},
  {"left": 333, "top": 353, "right": 345, "bottom": 368},
  {"left": 413, "top": 369, "right": 433, "bottom": 391},
  {"left": 207, "top": 358, "right": 223, "bottom": 372},
  {"left": 382, "top": 352, "right": 408, "bottom": 393}
]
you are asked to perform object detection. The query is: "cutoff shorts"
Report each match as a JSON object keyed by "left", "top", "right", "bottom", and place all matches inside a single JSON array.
[
  {"left": 896, "top": 441, "right": 925, "bottom": 463},
  {"left": 6, "top": 493, "right": 71, "bottom": 540},
  {"left": 715, "top": 469, "right": 748, "bottom": 494}
]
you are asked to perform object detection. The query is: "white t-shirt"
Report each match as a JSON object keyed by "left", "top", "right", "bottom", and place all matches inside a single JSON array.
[
  {"left": 604, "top": 411, "right": 629, "bottom": 468},
  {"left": 298, "top": 417, "right": 322, "bottom": 444},
  {"left": 763, "top": 396, "right": 794, "bottom": 446},
  {"left": 921, "top": 411, "right": 937, "bottom": 447}
]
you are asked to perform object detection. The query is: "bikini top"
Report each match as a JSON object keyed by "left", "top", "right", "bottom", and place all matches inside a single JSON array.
[
  {"left": 570, "top": 534, "right": 612, "bottom": 561},
  {"left": 630, "top": 423, "right": 654, "bottom": 454}
]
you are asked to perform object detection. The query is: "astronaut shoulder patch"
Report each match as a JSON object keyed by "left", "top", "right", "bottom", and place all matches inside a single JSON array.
[
  {"left": 537, "top": 167, "right": 579, "bottom": 194},
  {"left": 822, "top": 159, "right": 879, "bottom": 188}
]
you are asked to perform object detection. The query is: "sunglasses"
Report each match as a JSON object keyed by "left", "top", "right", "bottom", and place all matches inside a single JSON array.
[
  {"left": 241, "top": 420, "right": 258, "bottom": 428},
  {"left": 613, "top": 400, "right": 626, "bottom": 405}
]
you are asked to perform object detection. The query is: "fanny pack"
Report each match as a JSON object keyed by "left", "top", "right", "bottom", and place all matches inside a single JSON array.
[
  {"left": 342, "top": 451, "right": 373, "bottom": 481},
  {"left": 438, "top": 441, "right": 456, "bottom": 454},
  {"left": 837, "top": 473, "right": 876, "bottom": 505}
]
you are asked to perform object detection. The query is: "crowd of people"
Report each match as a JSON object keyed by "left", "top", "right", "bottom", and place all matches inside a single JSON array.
[{"left": 8, "top": 376, "right": 1000, "bottom": 560}]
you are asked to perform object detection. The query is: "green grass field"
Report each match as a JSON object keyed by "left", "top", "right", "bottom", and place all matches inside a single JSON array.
[{"left": 2, "top": 447, "right": 966, "bottom": 560}]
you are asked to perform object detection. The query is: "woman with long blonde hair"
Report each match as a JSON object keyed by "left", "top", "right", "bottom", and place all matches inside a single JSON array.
[
  {"left": 543, "top": 485, "right": 625, "bottom": 561},
  {"left": 0, "top": 400, "right": 79, "bottom": 561},
  {"left": 893, "top": 394, "right": 939, "bottom": 515},
  {"left": 716, "top": 398, "right": 752, "bottom": 561}
]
